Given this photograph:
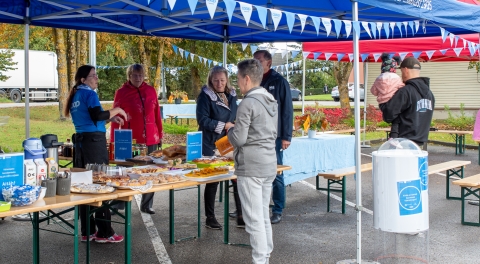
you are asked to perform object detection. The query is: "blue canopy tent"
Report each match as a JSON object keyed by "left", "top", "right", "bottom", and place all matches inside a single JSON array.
[
  {"left": 1, "top": 0, "right": 479, "bottom": 42},
  {"left": 1, "top": 0, "right": 480, "bottom": 262}
]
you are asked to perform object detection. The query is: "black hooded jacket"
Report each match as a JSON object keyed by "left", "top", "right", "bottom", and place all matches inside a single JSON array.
[
  {"left": 260, "top": 69, "right": 293, "bottom": 142},
  {"left": 382, "top": 77, "right": 435, "bottom": 144}
]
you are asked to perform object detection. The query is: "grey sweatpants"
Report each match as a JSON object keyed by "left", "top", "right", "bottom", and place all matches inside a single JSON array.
[{"left": 237, "top": 175, "right": 276, "bottom": 264}]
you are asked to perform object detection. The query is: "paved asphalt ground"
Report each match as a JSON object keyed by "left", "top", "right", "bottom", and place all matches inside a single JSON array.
[{"left": 1, "top": 143, "right": 480, "bottom": 264}]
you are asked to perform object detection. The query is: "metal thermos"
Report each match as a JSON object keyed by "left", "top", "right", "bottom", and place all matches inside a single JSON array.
[{"left": 40, "top": 134, "right": 63, "bottom": 164}]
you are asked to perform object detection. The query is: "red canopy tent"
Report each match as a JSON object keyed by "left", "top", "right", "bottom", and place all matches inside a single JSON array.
[{"left": 304, "top": 34, "right": 480, "bottom": 62}]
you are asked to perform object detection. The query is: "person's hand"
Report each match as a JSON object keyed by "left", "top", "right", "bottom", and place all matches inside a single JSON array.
[
  {"left": 113, "top": 107, "right": 128, "bottom": 120},
  {"left": 110, "top": 116, "right": 124, "bottom": 126},
  {"left": 225, "top": 122, "right": 235, "bottom": 131},
  {"left": 281, "top": 140, "right": 290, "bottom": 150}
]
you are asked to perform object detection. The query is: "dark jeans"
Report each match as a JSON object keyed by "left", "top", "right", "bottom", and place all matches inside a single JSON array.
[
  {"left": 272, "top": 138, "right": 285, "bottom": 215},
  {"left": 73, "top": 132, "right": 115, "bottom": 238},
  {"left": 204, "top": 180, "right": 242, "bottom": 218},
  {"left": 141, "top": 144, "right": 160, "bottom": 210}
]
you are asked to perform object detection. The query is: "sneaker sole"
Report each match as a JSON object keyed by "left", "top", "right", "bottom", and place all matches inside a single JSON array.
[
  {"left": 95, "top": 239, "right": 124, "bottom": 244},
  {"left": 236, "top": 225, "right": 245, "bottom": 229},
  {"left": 205, "top": 224, "right": 222, "bottom": 230}
]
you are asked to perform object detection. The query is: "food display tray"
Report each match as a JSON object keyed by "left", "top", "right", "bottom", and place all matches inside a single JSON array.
[
  {"left": 125, "top": 158, "right": 154, "bottom": 164},
  {"left": 70, "top": 184, "right": 116, "bottom": 194},
  {"left": 182, "top": 171, "right": 234, "bottom": 182}
]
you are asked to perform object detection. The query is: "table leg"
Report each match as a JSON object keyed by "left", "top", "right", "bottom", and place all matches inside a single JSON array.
[
  {"left": 342, "top": 177, "right": 346, "bottom": 214},
  {"left": 455, "top": 134, "right": 459, "bottom": 155},
  {"left": 169, "top": 189, "right": 175, "bottom": 244},
  {"left": 197, "top": 185, "right": 201, "bottom": 239},
  {"left": 124, "top": 201, "right": 132, "bottom": 264},
  {"left": 74, "top": 206, "right": 79, "bottom": 264},
  {"left": 33, "top": 212, "right": 40, "bottom": 264},
  {"left": 224, "top": 179, "right": 230, "bottom": 244},
  {"left": 86, "top": 205, "right": 90, "bottom": 264},
  {"left": 461, "top": 187, "right": 466, "bottom": 224},
  {"left": 219, "top": 181, "right": 223, "bottom": 202}
]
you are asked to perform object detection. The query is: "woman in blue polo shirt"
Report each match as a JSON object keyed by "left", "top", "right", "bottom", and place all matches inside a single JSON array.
[{"left": 65, "top": 65, "right": 127, "bottom": 243}]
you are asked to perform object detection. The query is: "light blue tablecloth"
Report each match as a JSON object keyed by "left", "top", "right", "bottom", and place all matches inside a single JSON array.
[
  {"left": 283, "top": 134, "right": 355, "bottom": 185},
  {"left": 162, "top": 104, "right": 197, "bottom": 118}
]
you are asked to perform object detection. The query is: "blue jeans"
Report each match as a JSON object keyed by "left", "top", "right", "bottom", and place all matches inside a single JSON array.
[{"left": 272, "top": 138, "right": 285, "bottom": 215}]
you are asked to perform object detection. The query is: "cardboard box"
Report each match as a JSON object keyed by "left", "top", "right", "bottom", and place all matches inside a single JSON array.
[
  {"left": 24, "top": 159, "right": 37, "bottom": 186},
  {"left": 60, "top": 168, "right": 92, "bottom": 185},
  {"left": 0, "top": 153, "right": 24, "bottom": 201},
  {"left": 34, "top": 159, "right": 47, "bottom": 182}
]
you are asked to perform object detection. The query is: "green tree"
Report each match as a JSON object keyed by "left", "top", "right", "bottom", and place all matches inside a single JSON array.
[
  {"left": 332, "top": 61, "right": 353, "bottom": 111},
  {"left": 0, "top": 49, "right": 17, "bottom": 82},
  {"left": 468, "top": 61, "right": 480, "bottom": 73}
]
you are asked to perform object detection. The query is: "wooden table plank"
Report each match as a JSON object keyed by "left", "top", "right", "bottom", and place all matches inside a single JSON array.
[{"left": 428, "top": 160, "right": 471, "bottom": 174}]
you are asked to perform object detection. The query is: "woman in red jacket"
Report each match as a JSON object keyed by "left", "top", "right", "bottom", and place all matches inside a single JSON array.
[{"left": 110, "top": 64, "right": 163, "bottom": 214}]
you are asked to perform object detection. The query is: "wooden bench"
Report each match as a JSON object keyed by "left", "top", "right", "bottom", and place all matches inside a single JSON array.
[
  {"left": 166, "top": 114, "right": 196, "bottom": 125},
  {"left": 316, "top": 160, "right": 470, "bottom": 214},
  {"left": 453, "top": 174, "right": 480, "bottom": 226},
  {"left": 428, "top": 160, "right": 471, "bottom": 200},
  {"left": 316, "top": 163, "right": 373, "bottom": 214},
  {"left": 376, "top": 128, "right": 474, "bottom": 155}
]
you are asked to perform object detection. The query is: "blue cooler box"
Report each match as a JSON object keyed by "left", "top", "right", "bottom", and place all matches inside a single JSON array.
[{"left": 0, "top": 153, "right": 24, "bottom": 201}]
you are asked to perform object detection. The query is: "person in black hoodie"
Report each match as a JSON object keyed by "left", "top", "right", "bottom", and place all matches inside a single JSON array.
[
  {"left": 254, "top": 50, "right": 293, "bottom": 224},
  {"left": 381, "top": 57, "right": 435, "bottom": 146}
]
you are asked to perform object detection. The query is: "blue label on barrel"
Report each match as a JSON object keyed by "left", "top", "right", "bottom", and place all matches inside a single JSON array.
[
  {"left": 418, "top": 156, "right": 428, "bottom": 191},
  {"left": 397, "top": 179, "right": 422, "bottom": 216}
]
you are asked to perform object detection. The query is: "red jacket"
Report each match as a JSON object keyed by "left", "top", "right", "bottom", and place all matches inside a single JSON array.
[{"left": 110, "top": 81, "right": 163, "bottom": 146}]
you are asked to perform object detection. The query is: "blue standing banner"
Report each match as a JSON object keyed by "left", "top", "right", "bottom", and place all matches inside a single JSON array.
[
  {"left": 0, "top": 153, "right": 24, "bottom": 201},
  {"left": 114, "top": 129, "right": 132, "bottom": 161},
  {"left": 186, "top": 132, "right": 202, "bottom": 161}
]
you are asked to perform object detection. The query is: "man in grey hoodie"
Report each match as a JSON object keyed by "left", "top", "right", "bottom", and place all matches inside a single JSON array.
[{"left": 225, "top": 59, "right": 278, "bottom": 264}]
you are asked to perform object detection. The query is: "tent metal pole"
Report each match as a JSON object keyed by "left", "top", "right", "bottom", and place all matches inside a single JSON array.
[
  {"left": 301, "top": 43, "right": 305, "bottom": 114},
  {"left": 352, "top": 1, "right": 363, "bottom": 263},
  {"left": 286, "top": 42, "right": 290, "bottom": 83},
  {"left": 24, "top": 6, "right": 30, "bottom": 138},
  {"left": 361, "top": 61, "right": 370, "bottom": 148},
  {"left": 223, "top": 27, "right": 227, "bottom": 68},
  {"left": 89, "top": 31, "right": 96, "bottom": 67},
  {"left": 161, "top": 61, "right": 166, "bottom": 102}
]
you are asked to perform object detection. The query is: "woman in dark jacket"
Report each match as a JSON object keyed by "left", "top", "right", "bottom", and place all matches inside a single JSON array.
[{"left": 196, "top": 66, "right": 242, "bottom": 229}]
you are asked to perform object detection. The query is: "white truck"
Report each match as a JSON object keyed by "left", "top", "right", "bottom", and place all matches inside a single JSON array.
[{"left": 0, "top": 49, "right": 58, "bottom": 103}]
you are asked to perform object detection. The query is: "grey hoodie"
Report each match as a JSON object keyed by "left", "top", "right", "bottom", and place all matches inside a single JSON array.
[{"left": 227, "top": 87, "right": 278, "bottom": 178}]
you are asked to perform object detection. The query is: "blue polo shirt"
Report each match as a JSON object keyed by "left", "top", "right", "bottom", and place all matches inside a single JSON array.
[{"left": 70, "top": 86, "right": 106, "bottom": 133}]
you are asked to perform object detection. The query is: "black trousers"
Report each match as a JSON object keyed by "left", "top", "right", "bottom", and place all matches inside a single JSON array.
[
  {"left": 140, "top": 144, "right": 160, "bottom": 210},
  {"left": 204, "top": 180, "right": 242, "bottom": 218},
  {"left": 73, "top": 132, "right": 115, "bottom": 238}
]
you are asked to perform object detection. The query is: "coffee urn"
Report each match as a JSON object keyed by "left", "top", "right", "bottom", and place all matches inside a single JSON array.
[{"left": 40, "top": 134, "right": 63, "bottom": 164}]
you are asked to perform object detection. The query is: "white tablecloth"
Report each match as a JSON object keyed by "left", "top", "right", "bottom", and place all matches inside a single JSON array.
[{"left": 282, "top": 134, "right": 355, "bottom": 185}]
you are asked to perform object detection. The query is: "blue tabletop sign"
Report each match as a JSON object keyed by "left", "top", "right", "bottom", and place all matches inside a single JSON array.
[
  {"left": 114, "top": 129, "right": 132, "bottom": 161},
  {"left": 0, "top": 153, "right": 24, "bottom": 201},
  {"left": 418, "top": 156, "right": 428, "bottom": 191},
  {"left": 397, "top": 179, "right": 422, "bottom": 216},
  {"left": 186, "top": 132, "right": 202, "bottom": 161}
]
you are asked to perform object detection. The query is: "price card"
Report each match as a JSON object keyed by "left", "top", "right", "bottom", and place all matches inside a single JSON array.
[
  {"left": 186, "top": 132, "right": 202, "bottom": 161},
  {"left": 114, "top": 129, "right": 132, "bottom": 161}
]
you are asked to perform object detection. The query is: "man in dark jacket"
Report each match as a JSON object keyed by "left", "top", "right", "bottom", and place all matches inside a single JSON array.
[
  {"left": 382, "top": 57, "right": 435, "bottom": 146},
  {"left": 254, "top": 50, "right": 293, "bottom": 224}
]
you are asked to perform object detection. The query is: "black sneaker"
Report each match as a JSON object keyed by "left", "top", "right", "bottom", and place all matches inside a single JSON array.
[
  {"left": 205, "top": 217, "right": 222, "bottom": 230},
  {"left": 236, "top": 216, "right": 245, "bottom": 229}
]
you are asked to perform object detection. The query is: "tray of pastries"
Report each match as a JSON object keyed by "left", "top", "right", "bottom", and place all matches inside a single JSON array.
[
  {"left": 182, "top": 167, "right": 234, "bottom": 182},
  {"left": 189, "top": 156, "right": 234, "bottom": 168},
  {"left": 71, "top": 184, "right": 116, "bottom": 194},
  {"left": 107, "top": 179, "right": 148, "bottom": 189},
  {"left": 126, "top": 166, "right": 169, "bottom": 175},
  {"left": 126, "top": 156, "right": 154, "bottom": 164},
  {"left": 139, "top": 173, "right": 185, "bottom": 185}
]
